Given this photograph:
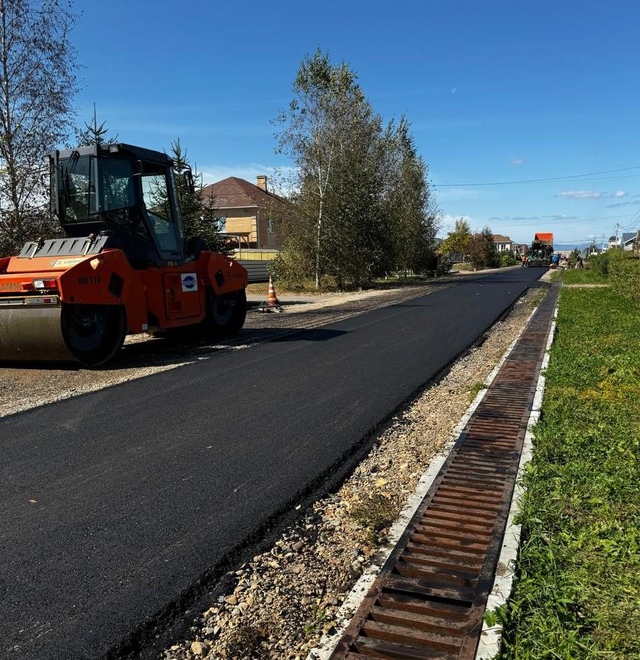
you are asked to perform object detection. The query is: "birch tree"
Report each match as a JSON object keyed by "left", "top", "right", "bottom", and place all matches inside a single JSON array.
[
  {"left": 0, "top": 0, "right": 77, "bottom": 255},
  {"left": 274, "top": 49, "right": 372, "bottom": 287},
  {"left": 274, "top": 49, "right": 439, "bottom": 288}
]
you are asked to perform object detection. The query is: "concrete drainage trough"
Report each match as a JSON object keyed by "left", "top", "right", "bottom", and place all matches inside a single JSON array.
[{"left": 321, "top": 284, "right": 559, "bottom": 660}]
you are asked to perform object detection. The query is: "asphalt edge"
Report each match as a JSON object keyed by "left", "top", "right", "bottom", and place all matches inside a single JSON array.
[{"left": 306, "top": 301, "right": 542, "bottom": 660}]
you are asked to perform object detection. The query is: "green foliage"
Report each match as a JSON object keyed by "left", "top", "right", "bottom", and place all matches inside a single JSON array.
[
  {"left": 74, "top": 106, "right": 118, "bottom": 147},
  {"left": 169, "top": 139, "right": 226, "bottom": 253},
  {"left": 438, "top": 218, "right": 471, "bottom": 257},
  {"left": 273, "top": 49, "right": 437, "bottom": 289},
  {"left": 500, "top": 287, "right": 640, "bottom": 658},
  {"left": 561, "top": 268, "right": 608, "bottom": 285},
  {"left": 608, "top": 251, "right": 640, "bottom": 303},
  {"left": 468, "top": 382, "right": 487, "bottom": 402},
  {"left": 571, "top": 250, "right": 640, "bottom": 303},
  {"left": 303, "top": 604, "right": 329, "bottom": 637},
  {"left": 468, "top": 227, "right": 499, "bottom": 269},
  {"left": 500, "top": 253, "right": 517, "bottom": 267},
  {"left": 587, "top": 250, "right": 612, "bottom": 277}
]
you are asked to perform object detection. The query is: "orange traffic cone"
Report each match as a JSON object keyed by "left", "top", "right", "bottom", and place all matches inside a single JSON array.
[
  {"left": 258, "top": 275, "right": 283, "bottom": 312},
  {"left": 267, "top": 275, "right": 280, "bottom": 308}
]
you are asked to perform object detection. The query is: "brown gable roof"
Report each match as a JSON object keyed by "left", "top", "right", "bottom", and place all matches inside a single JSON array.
[
  {"left": 492, "top": 234, "right": 512, "bottom": 243},
  {"left": 201, "top": 177, "right": 283, "bottom": 209}
]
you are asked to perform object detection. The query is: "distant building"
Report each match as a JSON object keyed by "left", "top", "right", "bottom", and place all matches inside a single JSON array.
[
  {"left": 608, "top": 232, "right": 636, "bottom": 250},
  {"left": 492, "top": 234, "right": 513, "bottom": 253},
  {"left": 201, "top": 176, "right": 285, "bottom": 250}
]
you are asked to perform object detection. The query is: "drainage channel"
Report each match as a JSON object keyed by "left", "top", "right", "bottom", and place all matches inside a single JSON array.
[{"left": 327, "top": 284, "right": 559, "bottom": 660}]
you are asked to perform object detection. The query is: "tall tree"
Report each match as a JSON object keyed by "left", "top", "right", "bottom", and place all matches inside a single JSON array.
[
  {"left": 274, "top": 49, "right": 439, "bottom": 289},
  {"left": 382, "top": 116, "right": 439, "bottom": 274},
  {"left": 438, "top": 218, "right": 472, "bottom": 258},
  {"left": 0, "top": 0, "right": 78, "bottom": 256},
  {"left": 274, "top": 49, "right": 377, "bottom": 288},
  {"left": 468, "top": 226, "right": 498, "bottom": 269}
]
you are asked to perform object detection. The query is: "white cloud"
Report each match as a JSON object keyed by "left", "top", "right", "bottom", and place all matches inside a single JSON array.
[
  {"left": 510, "top": 158, "right": 525, "bottom": 166},
  {"left": 556, "top": 190, "right": 602, "bottom": 199},
  {"left": 613, "top": 190, "right": 626, "bottom": 198},
  {"left": 546, "top": 214, "right": 579, "bottom": 221}
]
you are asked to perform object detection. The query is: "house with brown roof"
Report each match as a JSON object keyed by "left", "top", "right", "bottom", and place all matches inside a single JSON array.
[
  {"left": 492, "top": 234, "right": 513, "bottom": 253},
  {"left": 201, "top": 175, "right": 284, "bottom": 250}
]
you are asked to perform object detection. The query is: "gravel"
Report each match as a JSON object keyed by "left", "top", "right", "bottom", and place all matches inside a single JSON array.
[{"left": 0, "top": 271, "right": 550, "bottom": 659}]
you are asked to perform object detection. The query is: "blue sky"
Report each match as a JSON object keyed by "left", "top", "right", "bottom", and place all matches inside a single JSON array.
[{"left": 72, "top": 0, "right": 640, "bottom": 247}]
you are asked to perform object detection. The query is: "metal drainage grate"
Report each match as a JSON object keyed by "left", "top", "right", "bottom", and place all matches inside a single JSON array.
[{"left": 329, "top": 285, "right": 559, "bottom": 659}]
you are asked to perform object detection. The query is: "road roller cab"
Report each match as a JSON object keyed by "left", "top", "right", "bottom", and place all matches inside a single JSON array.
[{"left": 0, "top": 143, "right": 248, "bottom": 367}]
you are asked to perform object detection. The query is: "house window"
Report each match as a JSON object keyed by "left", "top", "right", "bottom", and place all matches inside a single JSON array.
[
  {"left": 267, "top": 217, "right": 275, "bottom": 234},
  {"left": 216, "top": 216, "right": 227, "bottom": 232}
]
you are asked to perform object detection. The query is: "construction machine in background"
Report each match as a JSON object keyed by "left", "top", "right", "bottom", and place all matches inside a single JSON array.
[
  {"left": 0, "top": 143, "right": 248, "bottom": 367},
  {"left": 528, "top": 232, "right": 554, "bottom": 266}
]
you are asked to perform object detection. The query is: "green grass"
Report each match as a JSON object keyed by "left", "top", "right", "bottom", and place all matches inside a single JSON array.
[
  {"left": 561, "top": 268, "right": 609, "bottom": 285},
  {"left": 499, "top": 286, "right": 640, "bottom": 658}
]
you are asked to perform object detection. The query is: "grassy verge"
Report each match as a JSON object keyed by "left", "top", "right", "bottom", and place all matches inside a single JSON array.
[
  {"left": 560, "top": 268, "right": 609, "bottom": 285},
  {"left": 499, "top": 285, "right": 640, "bottom": 658}
]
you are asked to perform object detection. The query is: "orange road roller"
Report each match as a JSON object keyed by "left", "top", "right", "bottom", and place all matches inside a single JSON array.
[{"left": 0, "top": 143, "right": 248, "bottom": 367}]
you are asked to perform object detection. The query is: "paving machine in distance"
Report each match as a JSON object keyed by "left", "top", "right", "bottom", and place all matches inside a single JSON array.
[
  {"left": 528, "top": 232, "right": 554, "bottom": 266},
  {"left": 0, "top": 143, "right": 248, "bottom": 367}
]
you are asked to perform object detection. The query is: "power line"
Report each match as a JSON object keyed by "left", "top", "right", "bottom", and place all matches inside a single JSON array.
[
  {"left": 433, "top": 165, "right": 640, "bottom": 187},
  {"left": 482, "top": 212, "right": 639, "bottom": 227}
]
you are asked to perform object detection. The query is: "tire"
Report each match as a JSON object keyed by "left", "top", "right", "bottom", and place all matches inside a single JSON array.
[
  {"left": 205, "top": 288, "right": 247, "bottom": 337},
  {"left": 61, "top": 303, "right": 127, "bottom": 367}
]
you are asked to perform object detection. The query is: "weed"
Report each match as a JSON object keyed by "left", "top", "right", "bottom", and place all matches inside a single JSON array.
[
  {"left": 303, "top": 603, "right": 329, "bottom": 637},
  {"left": 350, "top": 493, "right": 401, "bottom": 546},
  {"left": 468, "top": 381, "right": 486, "bottom": 402},
  {"left": 224, "top": 624, "right": 269, "bottom": 659}
]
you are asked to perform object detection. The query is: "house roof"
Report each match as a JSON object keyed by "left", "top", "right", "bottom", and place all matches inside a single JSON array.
[
  {"left": 492, "top": 234, "right": 512, "bottom": 243},
  {"left": 201, "top": 177, "right": 283, "bottom": 209},
  {"left": 609, "top": 232, "right": 637, "bottom": 244},
  {"left": 534, "top": 233, "right": 554, "bottom": 244}
]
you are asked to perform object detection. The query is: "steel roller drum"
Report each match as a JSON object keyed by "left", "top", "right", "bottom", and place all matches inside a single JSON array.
[{"left": 0, "top": 299, "right": 74, "bottom": 362}]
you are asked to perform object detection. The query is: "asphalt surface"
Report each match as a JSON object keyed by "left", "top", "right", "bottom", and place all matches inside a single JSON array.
[{"left": 0, "top": 267, "right": 545, "bottom": 659}]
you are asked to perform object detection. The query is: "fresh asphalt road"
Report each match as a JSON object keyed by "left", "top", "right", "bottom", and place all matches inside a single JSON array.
[{"left": 1, "top": 267, "right": 545, "bottom": 659}]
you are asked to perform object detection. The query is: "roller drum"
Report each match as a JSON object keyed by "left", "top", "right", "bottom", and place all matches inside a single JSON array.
[{"left": 0, "top": 301, "right": 74, "bottom": 362}]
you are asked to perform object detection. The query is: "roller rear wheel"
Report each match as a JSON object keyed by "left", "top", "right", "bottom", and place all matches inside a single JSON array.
[
  {"left": 61, "top": 303, "right": 127, "bottom": 367},
  {"left": 205, "top": 289, "right": 247, "bottom": 337}
]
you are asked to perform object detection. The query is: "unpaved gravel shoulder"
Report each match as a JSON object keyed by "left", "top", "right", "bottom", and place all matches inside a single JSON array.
[{"left": 160, "top": 281, "right": 551, "bottom": 660}]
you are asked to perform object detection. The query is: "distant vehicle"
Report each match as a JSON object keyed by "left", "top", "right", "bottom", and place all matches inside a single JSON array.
[{"left": 529, "top": 232, "right": 554, "bottom": 266}]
